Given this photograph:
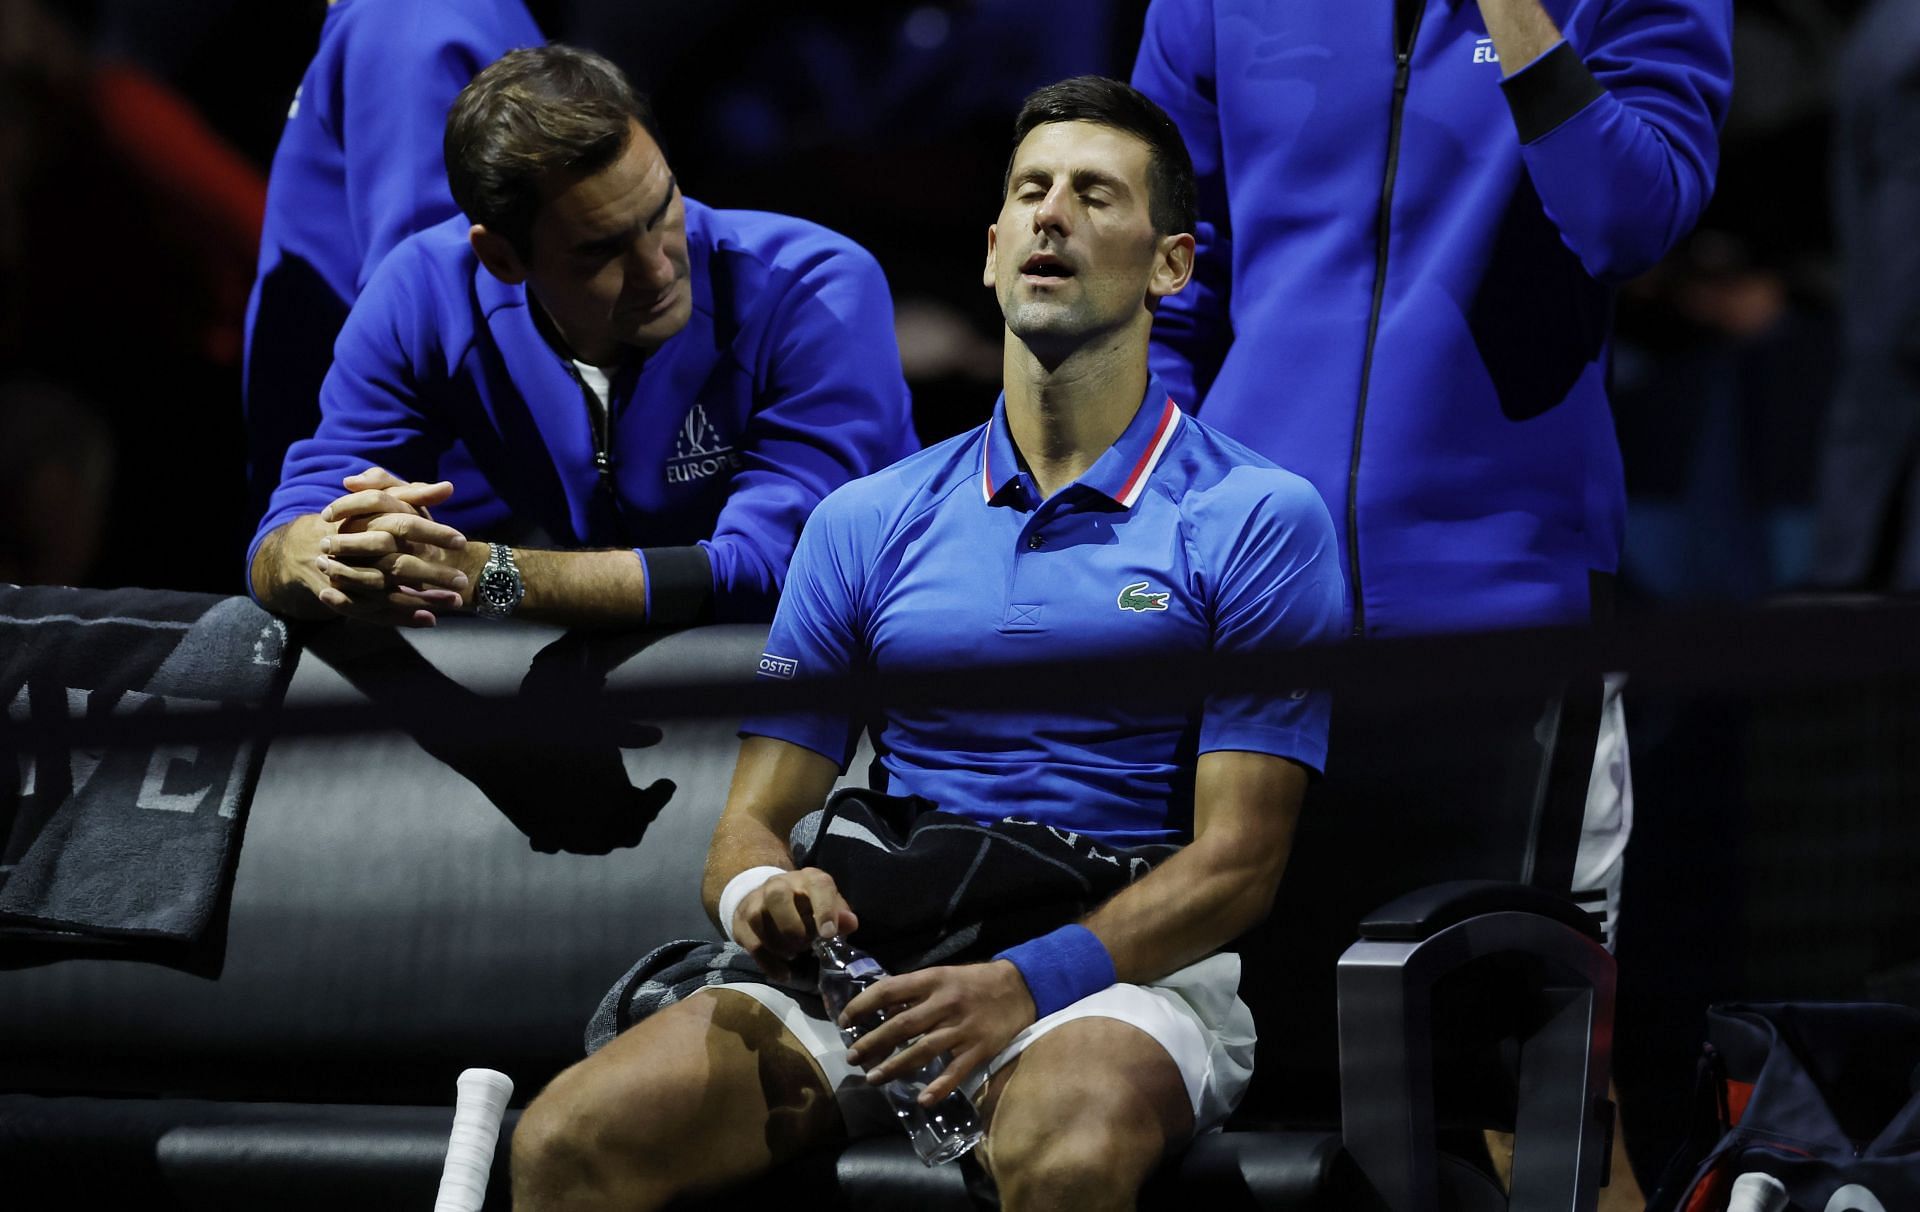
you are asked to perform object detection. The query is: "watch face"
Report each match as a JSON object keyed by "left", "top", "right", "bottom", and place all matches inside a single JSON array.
[{"left": 478, "top": 565, "right": 521, "bottom": 612}]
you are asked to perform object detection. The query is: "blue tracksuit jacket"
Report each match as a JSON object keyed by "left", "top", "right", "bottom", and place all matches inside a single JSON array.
[
  {"left": 250, "top": 200, "right": 918, "bottom": 624},
  {"left": 243, "top": 0, "right": 543, "bottom": 527},
  {"left": 1134, "top": 0, "right": 1733, "bottom": 634}
]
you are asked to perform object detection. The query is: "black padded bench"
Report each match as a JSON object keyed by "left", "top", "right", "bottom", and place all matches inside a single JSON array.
[{"left": 0, "top": 609, "right": 1614, "bottom": 1210}]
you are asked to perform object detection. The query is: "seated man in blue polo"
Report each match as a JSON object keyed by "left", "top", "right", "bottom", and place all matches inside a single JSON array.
[
  {"left": 507, "top": 77, "right": 1345, "bottom": 1211},
  {"left": 247, "top": 45, "right": 914, "bottom": 628}
]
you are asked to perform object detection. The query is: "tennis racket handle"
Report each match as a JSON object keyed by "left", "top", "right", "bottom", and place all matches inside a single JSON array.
[{"left": 433, "top": 1067, "right": 516, "bottom": 1212}]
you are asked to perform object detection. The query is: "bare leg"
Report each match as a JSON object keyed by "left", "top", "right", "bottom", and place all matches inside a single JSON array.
[
  {"left": 977, "top": 1017, "right": 1194, "bottom": 1212},
  {"left": 1597, "top": 1090, "right": 1647, "bottom": 1212},
  {"left": 511, "top": 989, "right": 843, "bottom": 1211},
  {"left": 1484, "top": 1081, "right": 1644, "bottom": 1210}
]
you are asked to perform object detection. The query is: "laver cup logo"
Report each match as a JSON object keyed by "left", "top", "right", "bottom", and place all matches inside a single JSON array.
[
  {"left": 758, "top": 653, "right": 798, "bottom": 679},
  {"left": 668, "top": 403, "right": 742, "bottom": 484}
]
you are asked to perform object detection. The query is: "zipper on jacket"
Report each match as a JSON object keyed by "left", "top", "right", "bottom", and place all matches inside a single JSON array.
[
  {"left": 1348, "top": 2, "right": 1426, "bottom": 637},
  {"left": 587, "top": 367, "right": 616, "bottom": 485},
  {"left": 561, "top": 359, "right": 637, "bottom": 544},
  {"left": 562, "top": 361, "right": 617, "bottom": 487}
]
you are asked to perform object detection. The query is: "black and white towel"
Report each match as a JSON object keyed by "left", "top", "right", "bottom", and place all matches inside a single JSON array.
[
  {"left": 588, "top": 787, "right": 1178, "bottom": 1051},
  {"left": 0, "top": 584, "right": 295, "bottom": 956}
]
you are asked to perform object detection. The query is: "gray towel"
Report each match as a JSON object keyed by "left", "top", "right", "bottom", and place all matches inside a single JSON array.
[
  {"left": 0, "top": 586, "right": 294, "bottom": 949},
  {"left": 585, "top": 939, "right": 800, "bottom": 1054}
]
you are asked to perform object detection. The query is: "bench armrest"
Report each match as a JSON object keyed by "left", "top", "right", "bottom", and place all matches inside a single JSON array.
[{"left": 1359, "top": 879, "right": 1603, "bottom": 944}]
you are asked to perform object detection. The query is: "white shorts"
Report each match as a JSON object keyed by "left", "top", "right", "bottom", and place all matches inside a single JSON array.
[
  {"left": 703, "top": 951, "right": 1256, "bottom": 1137},
  {"left": 1573, "top": 675, "right": 1633, "bottom": 949}
]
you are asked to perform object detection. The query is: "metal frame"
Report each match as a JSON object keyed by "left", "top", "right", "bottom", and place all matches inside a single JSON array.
[{"left": 1337, "top": 910, "right": 1617, "bottom": 1212}]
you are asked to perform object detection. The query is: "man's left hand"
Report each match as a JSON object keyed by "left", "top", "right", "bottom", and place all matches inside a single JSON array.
[
  {"left": 312, "top": 467, "right": 473, "bottom": 622},
  {"left": 841, "top": 959, "right": 1036, "bottom": 1105}
]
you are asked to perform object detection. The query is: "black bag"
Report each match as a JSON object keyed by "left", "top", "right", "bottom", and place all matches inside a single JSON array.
[
  {"left": 585, "top": 788, "right": 1180, "bottom": 1051},
  {"left": 1651, "top": 1002, "right": 1920, "bottom": 1212},
  {"left": 796, "top": 787, "right": 1179, "bottom": 975}
]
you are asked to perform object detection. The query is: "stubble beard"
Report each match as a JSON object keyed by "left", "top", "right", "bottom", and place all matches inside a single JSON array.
[{"left": 1001, "top": 282, "right": 1098, "bottom": 359}]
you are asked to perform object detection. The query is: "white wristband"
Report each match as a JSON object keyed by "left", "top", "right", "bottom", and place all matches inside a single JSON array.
[{"left": 717, "top": 865, "right": 786, "bottom": 945}]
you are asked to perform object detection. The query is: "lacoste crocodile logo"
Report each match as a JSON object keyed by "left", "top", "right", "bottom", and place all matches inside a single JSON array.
[{"left": 1117, "top": 581, "right": 1170, "bottom": 612}]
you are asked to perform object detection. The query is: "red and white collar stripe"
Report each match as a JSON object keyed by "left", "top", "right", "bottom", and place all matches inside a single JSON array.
[
  {"left": 1114, "top": 396, "right": 1182, "bottom": 508},
  {"left": 981, "top": 395, "right": 1182, "bottom": 506}
]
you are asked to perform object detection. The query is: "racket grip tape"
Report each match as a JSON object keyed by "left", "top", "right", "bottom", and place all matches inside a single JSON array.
[{"left": 433, "top": 1067, "right": 515, "bottom": 1212}]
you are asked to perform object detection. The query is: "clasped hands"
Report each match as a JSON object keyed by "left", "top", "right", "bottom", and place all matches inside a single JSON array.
[
  {"left": 298, "top": 467, "right": 474, "bottom": 627},
  {"left": 731, "top": 866, "right": 1037, "bottom": 1107}
]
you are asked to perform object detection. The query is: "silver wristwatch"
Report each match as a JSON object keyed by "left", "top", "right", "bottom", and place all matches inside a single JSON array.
[{"left": 474, "top": 543, "right": 524, "bottom": 620}]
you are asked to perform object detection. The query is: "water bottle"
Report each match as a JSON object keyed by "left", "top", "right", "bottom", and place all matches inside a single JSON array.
[{"left": 813, "top": 934, "right": 984, "bottom": 1165}]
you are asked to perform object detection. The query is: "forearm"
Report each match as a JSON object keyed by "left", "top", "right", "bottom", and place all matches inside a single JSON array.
[
  {"left": 698, "top": 736, "right": 840, "bottom": 925},
  {"left": 1042, "top": 751, "right": 1306, "bottom": 987},
  {"left": 462, "top": 543, "right": 650, "bottom": 627},
  {"left": 700, "top": 815, "right": 797, "bottom": 931},
  {"left": 1476, "top": 0, "right": 1564, "bottom": 77},
  {"left": 1082, "top": 823, "right": 1294, "bottom": 985}
]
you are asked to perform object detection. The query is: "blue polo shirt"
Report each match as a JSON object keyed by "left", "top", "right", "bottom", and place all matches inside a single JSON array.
[{"left": 744, "top": 377, "right": 1346, "bottom": 846}]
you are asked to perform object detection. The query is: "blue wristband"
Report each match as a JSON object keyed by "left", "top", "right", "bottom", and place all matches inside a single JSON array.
[{"left": 994, "top": 924, "right": 1116, "bottom": 1020}]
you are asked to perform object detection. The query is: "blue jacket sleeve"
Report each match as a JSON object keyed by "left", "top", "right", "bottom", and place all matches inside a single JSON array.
[
  {"left": 1131, "top": 0, "right": 1234, "bottom": 412},
  {"left": 1502, "top": 0, "right": 1734, "bottom": 283},
  {"left": 246, "top": 244, "right": 454, "bottom": 582},
  {"left": 696, "top": 245, "right": 916, "bottom": 623},
  {"left": 339, "top": 1, "right": 539, "bottom": 292}
]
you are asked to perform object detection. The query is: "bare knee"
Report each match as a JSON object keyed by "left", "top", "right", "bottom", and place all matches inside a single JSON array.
[
  {"left": 510, "top": 1074, "right": 589, "bottom": 1203},
  {"left": 983, "top": 1025, "right": 1190, "bottom": 1212},
  {"left": 511, "top": 1054, "right": 682, "bottom": 1212},
  {"left": 990, "top": 1122, "right": 1152, "bottom": 1212},
  {"left": 510, "top": 992, "right": 841, "bottom": 1211},
  {"left": 989, "top": 1077, "right": 1172, "bottom": 1211}
]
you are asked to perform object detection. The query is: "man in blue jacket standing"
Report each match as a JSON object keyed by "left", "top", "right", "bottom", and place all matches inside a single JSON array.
[
  {"left": 1132, "top": 0, "right": 1732, "bottom": 930},
  {"left": 1132, "top": 2, "right": 1732, "bottom": 1198},
  {"left": 248, "top": 46, "right": 915, "bottom": 629},
  {"left": 244, "top": 0, "right": 545, "bottom": 531},
  {"left": 1132, "top": 0, "right": 1731, "bottom": 639}
]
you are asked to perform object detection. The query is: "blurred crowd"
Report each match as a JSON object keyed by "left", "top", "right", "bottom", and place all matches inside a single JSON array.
[{"left": 0, "top": 0, "right": 1912, "bottom": 606}]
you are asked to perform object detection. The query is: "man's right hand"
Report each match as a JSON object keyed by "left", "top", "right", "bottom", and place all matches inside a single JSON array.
[
  {"left": 255, "top": 468, "right": 472, "bottom": 627},
  {"left": 731, "top": 867, "right": 860, "bottom": 982}
]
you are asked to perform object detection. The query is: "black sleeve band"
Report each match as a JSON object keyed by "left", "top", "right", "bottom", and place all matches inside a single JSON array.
[
  {"left": 641, "top": 545, "right": 714, "bottom": 627},
  {"left": 1500, "top": 40, "right": 1607, "bottom": 145}
]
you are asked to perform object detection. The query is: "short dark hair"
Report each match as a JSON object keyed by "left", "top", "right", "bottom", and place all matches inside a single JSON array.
[
  {"left": 1005, "top": 76, "right": 1196, "bottom": 237},
  {"left": 444, "top": 45, "right": 666, "bottom": 256}
]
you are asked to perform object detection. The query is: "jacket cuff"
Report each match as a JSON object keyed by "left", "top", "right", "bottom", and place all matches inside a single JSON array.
[
  {"left": 1500, "top": 40, "right": 1606, "bottom": 144},
  {"left": 637, "top": 545, "right": 714, "bottom": 626}
]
